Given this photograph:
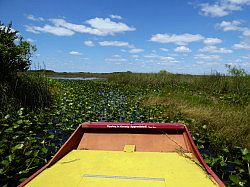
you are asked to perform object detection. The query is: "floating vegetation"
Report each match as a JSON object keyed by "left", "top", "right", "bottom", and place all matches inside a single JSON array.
[{"left": 0, "top": 79, "right": 249, "bottom": 186}]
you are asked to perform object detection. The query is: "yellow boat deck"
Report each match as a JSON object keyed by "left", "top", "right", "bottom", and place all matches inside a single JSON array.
[{"left": 27, "top": 149, "right": 218, "bottom": 187}]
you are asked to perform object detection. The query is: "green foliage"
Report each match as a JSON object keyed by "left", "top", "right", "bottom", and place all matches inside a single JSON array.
[
  {"left": 0, "top": 77, "right": 249, "bottom": 186},
  {"left": 0, "top": 22, "right": 57, "bottom": 113},
  {"left": 0, "top": 74, "right": 58, "bottom": 117},
  {"left": 0, "top": 22, "right": 36, "bottom": 81},
  {"left": 158, "top": 70, "right": 171, "bottom": 75},
  {"left": 192, "top": 125, "right": 250, "bottom": 186},
  {"left": 14, "top": 74, "right": 58, "bottom": 109},
  {"left": 225, "top": 64, "right": 247, "bottom": 77}
]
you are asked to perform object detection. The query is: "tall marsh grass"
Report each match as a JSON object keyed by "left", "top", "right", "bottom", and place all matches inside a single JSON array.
[
  {"left": 0, "top": 74, "right": 58, "bottom": 116},
  {"left": 109, "top": 72, "right": 250, "bottom": 149}
]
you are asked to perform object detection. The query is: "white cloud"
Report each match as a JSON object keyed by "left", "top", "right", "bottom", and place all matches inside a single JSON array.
[
  {"left": 143, "top": 53, "right": 179, "bottom": 64},
  {"left": 243, "top": 28, "right": 250, "bottom": 36},
  {"left": 194, "top": 54, "right": 221, "bottom": 61},
  {"left": 150, "top": 33, "right": 204, "bottom": 45},
  {"left": 195, "top": 61, "right": 220, "bottom": 66},
  {"left": 233, "top": 42, "right": 250, "bottom": 50},
  {"left": 174, "top": 46, "right": 192, "bottom": 53},
  {"left": 129, "top": 48, "right": 144, "bottom": 53},
  {"left": 199, "top": 46, "right": 233, "bottom": 53},
  {"left": 130, "top": 55, "right": 139, "bottom": 58},
  {"left": 25, "top": 25, "right": 74, "bottom": 36},
  {"left": 199, "top": 0, "right": 250, "bottom": 17},
  {"left": 105, "top": 57, "right": 127, "bottom": 62},
  {"left": 200, "top": 3, "right": 229, "bottom": 17},
  {"left": 204, "top": 38, "right": 222, "bottom": 45},
  {"left": 216, "top": 20, "right": 242, "bottom": 31},
  {"left": 110, "top": 15, "right": 122, "bottom": 19},
  {"left": 159, "top": 48, "right": 169, "bottom": 52},
  {"left": 25, "top": 17, "right": 135, "bottom": 36},
  {"left": 144, "top": 54, "right": 159, "bottom": 58},
  {"left": 112, "top": 55, "right": 122, "bottom": 58},
  {"left": 227, "top": 0, "right": 250, "bottom": 5},
  {"left": 216, "top": 20, "right": 250, "bottom": 38},
  {"left": 69, "top": 51, "right": 82, "bottom": 55},
  {"left": 99, "top": 41, "right": 134, "bottom": 48},
  {"left": 159, "top": 56, "right": 178, "bottom": 63},
  {"left": 84, "top": 40, "right": 95, "bottom": 47},
  {"left": 86, "top": 17, "right": 135, "bottom": 35},
  {"left": 26, "top": 14, "right": 44, "bottom": 21},
  {"left": 50, "top": 18, "right": 97, "bottom": 34}
]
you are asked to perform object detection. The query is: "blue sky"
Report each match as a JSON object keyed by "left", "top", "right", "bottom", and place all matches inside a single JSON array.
[{"left": 1, "top": 0, "right": 250, "bottom": 74}]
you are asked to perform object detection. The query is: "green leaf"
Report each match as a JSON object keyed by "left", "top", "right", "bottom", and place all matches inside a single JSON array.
[
  {"left": 12, "top": 143, "right": 24, "bottom": 151},
  {"left": 1, "top": 159, "right": 9, "bottom": 167},
  {"left": 222, "top": 148, "right": 229, "bottom": 153},
  {"left": 229, "top": 175, "right": 240, "bottom": 184},
  {"left": 204, "top": 157, "right": 211, "bottom": 164},
  {"left": 4, "top": 114, "right": 10, "bottom": 119},
  {"left": 41, "top": 148, "right": 48, "bottom": 154},
  {"left": 243, "top": 154, "right": 250, "bottom": 162},
  {"left": 17, "top": 120, "right": 23, "bottom": 124},
  {"left": 233, "top": 159, "right": 242, "bottom": 165},
  {"left": 48, "top": 134, "right": 55, "bottom": 139},
  {"left": 241, "top": 148, "right": 249, "bottom": 155}
]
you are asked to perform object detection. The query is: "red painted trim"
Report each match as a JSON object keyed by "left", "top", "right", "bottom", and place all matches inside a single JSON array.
[
  {"left": 81, "top": 122, "right": 185, "bottom": 130},
  {"left": 18, "top": 164, "right": 49, "bottom": 187},
  {"left": 184, "top": 126, "right": 225, "bottom": 187}
]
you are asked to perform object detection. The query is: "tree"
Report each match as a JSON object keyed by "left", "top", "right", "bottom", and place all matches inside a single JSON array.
[{"left": 0, "top": 22, "right": 36, "bottom": 81}]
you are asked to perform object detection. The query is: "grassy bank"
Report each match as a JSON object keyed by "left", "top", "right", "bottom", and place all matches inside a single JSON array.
[{"left": 109, "top": 72, "right": 250, "bottom": 149}]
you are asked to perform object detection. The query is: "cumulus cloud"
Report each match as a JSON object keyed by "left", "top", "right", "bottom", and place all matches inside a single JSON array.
[
  {"left": 26, "top": 14, "right": 44, "bottom": 21},
  {"left": 130, "top": 55, "right": 139, "bottom": 58},
  {"left": 105, "top": 55, "right": 127, "bottom": 63},
  {"left": 159, "top": 48, "right": 169, "bottom": 52},
  {"left": 216, "top": 20, "right": 250, "bottom": 37},
  {"left": 84, "top": 40, "right": 95, "bottom": 47},
  {"left": 203, "top": 38, "right": 222, "bottom": 45},
  {"left": 199, "top": 0, "right": 250, "bottom": 17},
  {"left": 112, "top": 55, "right": 122, "bottom": 58},
  {"left": 243, "top": 29, "right": 250, "bottom": 36},
  {"left": 85, "top": 17, "right": 135, "bottom": 35},
  {"left": 69, "top": 51, "right": 82, "bottom": 55},
  {"left": 233, "top": 42, "right": 250, "bottom": 50},
  {"left": 143, "top": 54, "right": 179, "bottom": 64},
  {"left": 99, "top": 40, "right": 134, "bottom": 48},
  {"left": 144, "top": 54, "right": 159, "bottom": 58},
  {"left": 129, "top": 48, "right": 144, "bottom": 53},
  {"left": 199, "top": 46, "right": 233, "bottom": 53},
  {"left": 174, "top": 46, "right": 192, "bottom": 53},
  {"left": 25, "top": 17, "right": 135, "bottom": 36},
  {"left": 216, "top": 20, "right": 242, "bottom": 31},
  {"left": 110, "top": 15, "right": 122, "bottom": 19},
  {"left": 194, "top": 54, "right": 221, "bottom": 61},
  {"left": 195, "top": 61, "right": 220, "bottom": 66},
  {"left": 200, "top": 3, "right": 230, "bottom": 17},
  {"left": 25, "top": 25, "right": 74, "bottom": 36},
  {"left": 150, "top": 33, "right": 204, "bottom": 45}
]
